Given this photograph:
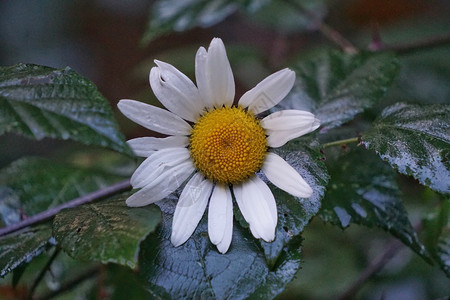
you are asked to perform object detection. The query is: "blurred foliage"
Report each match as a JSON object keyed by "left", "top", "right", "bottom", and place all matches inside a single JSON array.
[{"left": 0, "top": 0, "right": 449, "bottom": 299}]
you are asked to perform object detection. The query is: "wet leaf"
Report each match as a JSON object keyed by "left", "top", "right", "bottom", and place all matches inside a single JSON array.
[
  {"left": 257, "top": 138, "right": 328, "bottom": 267},
  {"left": 319, "top": 147, "right": 429, "bottom": 260},
  {"left": 53, "top": 194, "right": 161, "bottom": 269},
  {"left": 278, "top": 50, "right": 399, "bottom": 132},
  {"left": 0, "top": 157, "right": 129, "bottom": 226},
  {"left": 423, "top": 199, "right": 450, "bottom": 277},
  {"left": 0, "top": 224, "right": 53, "bottom": 277},
  {"left": 143, "top": 0, "right": 270, "bottom": 44},
  {"left": 362, "top": 102, "right": 450, "bottom": 194},
  {"left": 139, "top": 196, "right": 302, "bottom": 299},
  {"left": 0, "top": 64, "right": 132, "bottom": 155}
]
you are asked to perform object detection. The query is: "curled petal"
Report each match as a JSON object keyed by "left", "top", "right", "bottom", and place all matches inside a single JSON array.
[
  {"left": 150, "top": 61, "right": 203, "bottom": 122},
  {"left": 130, "top": 147, "right": 191, "bottom": 189},
  {"left": 126, "top": 160, "right": 194, "bottom": 207}
]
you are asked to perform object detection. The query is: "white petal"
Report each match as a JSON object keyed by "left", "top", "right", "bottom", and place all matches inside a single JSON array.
[
  {"left": 130, "top": 147, "right": 190, "bottom": 188},
  {"left": 208, "top": 184, "right": 232, "bottom": 245},
  {"left": 171, "top": 173, "right": 213, "bottom": 247},
  {"left": 150, "top": 61, "right": 203, "bottom": 122},
  {"left": 261, "top": 110, "right": 317, "bottom": 130},
  {"left": 262, "top": 152, "right": 313, "bottom": 198},
  {"left": 266, "top": 117, "right": 320, "bottom": 148},
  {"left": 127, "top": 136, "right": 189, "bottom": 157},
  {"left": 234, "top": 177, "right": 276, "bottom": 242},
  {"left": 117, "top": 99, "right": 191, "bottom": 135},
  {"left": 238, "top": 68, "right": 295, "bottom": 114},
  {"left": 195, "top": 38, "right": 235, "bottom": 109},
  {"left": 216, "top": 193, "right": 233, "bottom": 254},
  {"left": 126, "top": 160, "right": 195, "bottom": 207}
]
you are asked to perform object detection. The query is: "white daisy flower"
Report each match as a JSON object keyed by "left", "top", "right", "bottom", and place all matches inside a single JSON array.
[{"left": 118, "top": 38, "right": 320, "bottom": 254}]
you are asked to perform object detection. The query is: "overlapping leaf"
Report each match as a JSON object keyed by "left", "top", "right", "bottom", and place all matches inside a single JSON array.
[
  {"left": 0, "top": 64, "right": 132, "bottom": 155},
  {"left": 143, "top": 0, "right": 270, "bottom": 44},
  {"left": 53, "top": 194, "right": 161, "bottom": 269},
  {"left": 362, "top": 102, "right": 450, "bottom": 194},
  {"left": 0, "top": 224, "right": 53, "bottom": 277},
  {"left": 0, "top": 157, "right": 129, "bottom": 225},
  {"left": 138, "top": 196, "right": 302, "bottom": 299},
  {"left": 278, "top": 50, "right": 399, "bottom": 132},
  {"left": 319, "top": 147, "right": 429, "bottom": 260}
]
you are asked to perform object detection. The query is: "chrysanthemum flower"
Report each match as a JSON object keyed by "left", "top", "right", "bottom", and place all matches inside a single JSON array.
[{"left": 118, "top": 38, "right": 320, "bottom": 253}]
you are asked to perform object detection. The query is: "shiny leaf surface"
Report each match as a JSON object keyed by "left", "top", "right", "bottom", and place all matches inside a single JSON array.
[
  {"left": 278, "top": 50, "right": 399, "bottom": 132},
  {"left": 53, "top": 194, "right": 161, "bottom": 269},
  {"left": 0, "top": 224, "right": 53, "bottom": 277},
  {"left": 362, "top": 103, "right": 450, "bottom": 194},
  {"left": 319, "top": 147, "right": 429, "bottom": 260},
  {"left": 138, "top": 196, "right": 302, "bottom": 299},
  {"left": 0, "top": 64, "right": 132, "bottom": 155}
]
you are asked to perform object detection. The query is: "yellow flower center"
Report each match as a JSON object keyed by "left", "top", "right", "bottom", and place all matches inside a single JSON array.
[{"left": 190, "top": 106, "right": 267, "bottom": 184}]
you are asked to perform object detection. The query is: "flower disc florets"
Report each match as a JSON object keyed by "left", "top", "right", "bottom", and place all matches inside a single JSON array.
[{"left": 190, "top": 106, "right": 267, "bottom": 184}]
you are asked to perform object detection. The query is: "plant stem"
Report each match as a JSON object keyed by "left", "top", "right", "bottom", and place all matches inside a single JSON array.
[
  {"left": 284, "top": 0, "right": 358, "bottom": 53},
  {"left": 322, "top": 137, "right": 360, "bottom": 149},
  {"left": 0, "top": 179, "right": 131, "bottom": 238},
  {"left": 375, "top": 34, "right": 450, "bottom": 55},
  {"left": 337, "top": 240, "right": 403, "bottom": 300},
  {"left": 27, "top": 248, "right": 61, "bottom": 300},
  {"left": 36, "top": 266, "right": 100, "bottom": 300}
]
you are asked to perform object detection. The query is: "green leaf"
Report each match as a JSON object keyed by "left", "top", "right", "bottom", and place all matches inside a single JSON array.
[
  {"left": 319, "top": 147, "right": 429, "bottom": 260},
  {"left": 362, "top": 102, "right": 450, "bottom": 194},
  {"left": 53, "top": 194, "right": 161, "bottom": 269},
  {"left": 423, "top": 199, "right": 450, "bottom": 277},
  {"left": 0, "top": 157, "right": 130, "bottom": 225},
  {"left": 139, "top": 196, "right": 302, "bottom": 299},
  {"left": 257, "top": 139, "right": 328, "bottom": 267},
  {"left": 249, "top": 0, "right": 328, "bottom": 34},
  {"left": 0, "top": 224, "right": 53, "bottom": 277},
  {"left": 279, "top": 50, "right": 399, "bottom": 132},
  {"left": 142, "top": 0, "right": 270, "bottom": 44},
  {"left": 0, "top": 64, "right": 132, "bottom": 155}
]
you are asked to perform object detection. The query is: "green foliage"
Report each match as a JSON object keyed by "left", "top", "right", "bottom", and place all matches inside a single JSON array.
[
  {"left": 0, "top": 157, "right": 129, "bottom": 225},
  {"left": 280, "top": 50, "right": 399, "bottom": 131},
  {"left": 362, "top": 103, "right": 450, "bottom": 194},
  {"left": 423, "top": 198, "right": 450, "bottom": 277},
  {"left": 53, "top": 194, "right": 161, "bottom": 269},
  {"left": 320, "top": 147, "right": 429, "bottom": 260},
  {"left": 138, "top": 196, "right": 302, "bottom": 299},
  {"left": 143, "top": 0, "right": 270, "bottom": 44},
  {"left": 0, "top": 64, "right": 132, "bottom": 155},
  {"left": 0, "top": 224, "right": 53, "bottom": 277}
]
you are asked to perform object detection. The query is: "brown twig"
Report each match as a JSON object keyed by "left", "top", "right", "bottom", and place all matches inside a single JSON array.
[
  {"left": 375, "top": 34, "right": 450, "bottom": 55},
  {"left": 337, "top": 239, "right": 404, "bottom": 300},
  {"left": 35, "top": 266, "right": 100, "bottom": 300},
  {"left": 0, "top": 179, "right": 131, "bottom": 237},
  {"left": 26, "top": 248, "right": 61, "bottom": 300},
  {"left": 284, "top": 0, "right": 358, "bottom": 53}
]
